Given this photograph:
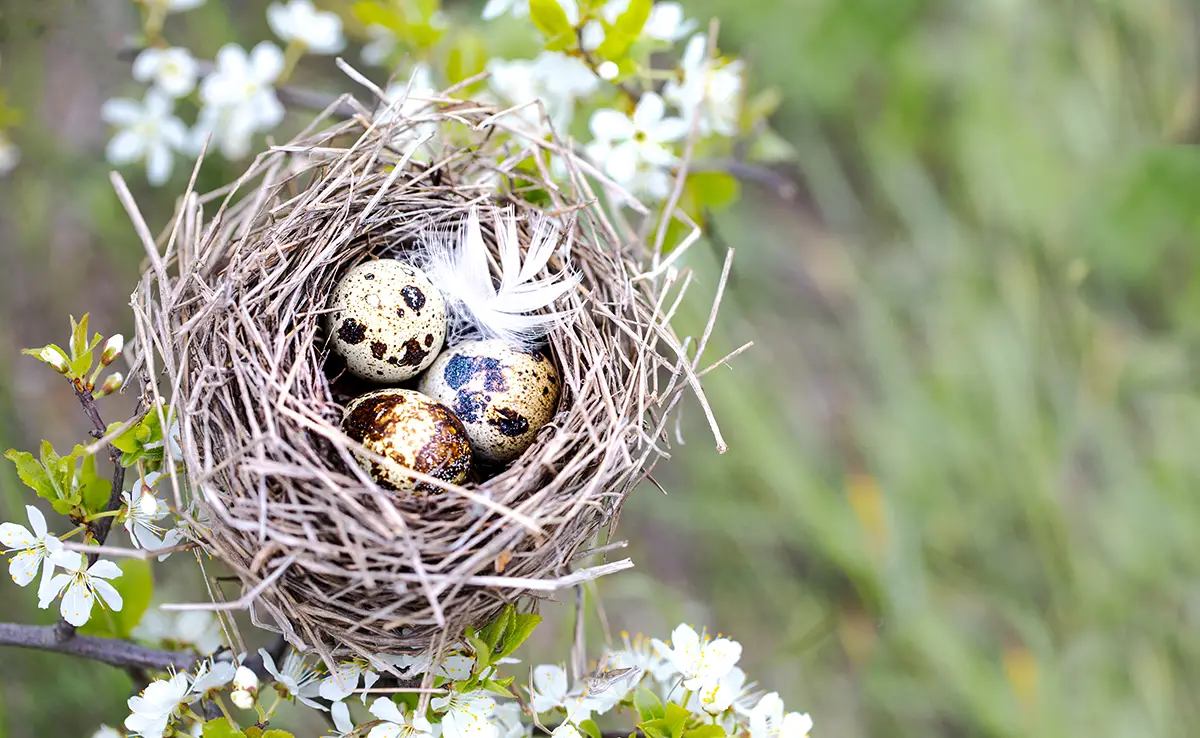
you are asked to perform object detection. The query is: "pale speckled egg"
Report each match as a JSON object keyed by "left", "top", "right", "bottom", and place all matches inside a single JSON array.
[
  {"left": 417, "top": 339, "right": 560, "bottom": 464},
  {"left": 327, "top": 259, "right": 446, "bottom": 383},
  {"left": 341, "top": 388, "right": 471, "bottom": 494}
]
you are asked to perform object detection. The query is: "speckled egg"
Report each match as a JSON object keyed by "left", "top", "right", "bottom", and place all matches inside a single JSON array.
[
  {"left": 417, "top": 339, "right": 561, "bottom": 464},
  {"left": 327, "top": 259, "right": 446, "bottom": 383},
  {"left": 341, "top": 388, "right": 471, "bottom": 493}
]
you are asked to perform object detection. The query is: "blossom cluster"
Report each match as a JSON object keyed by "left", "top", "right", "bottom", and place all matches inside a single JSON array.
[
  {"left": 100, "top": 0, "right": 762, "bottom": 210},
  {"left": 94, "top": 621, "right": 811, "bottom": 738}
]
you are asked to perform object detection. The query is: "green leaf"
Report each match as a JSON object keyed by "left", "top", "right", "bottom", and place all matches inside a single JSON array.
[
  {"left": 482, "top": 677, "right": 515, "bottom": 697},
  {"left": 685, "top": 725, "right": 728, "bottom": 738},
  {"left": 683, "top": 172, "right": 741, "bottom": 217},
  {"left": 747, "top": 127, "right": 798, "bottom": 164},
  {"left": 202, "top": 719, "right": 246, "bottom": 738},
  {"left": 481, "top": 604, "right": 514, "bottom": 651},
  {"left": 81, "top": 558, "right": 152, "bottom": 638},
  {"left": 745, "top": 87, "right": 783, "bottom": 123},
  {"left": 69, "top": 314, "right": 89, "bottom": 360},
  {"left": 77, "top": 448, "right": 112, "bottom": 514},
  {"left": 596, "top": 0, "right": 650, "bottom": 57},
  {"left": 466, "top": 634, "right": 493, "bottom": 673},
  {"left": 497, "top": 612, "right": 542, "bottom": 658},
  {"left": 259, "top": 732, "right": 295, "bottom": 738},
  {"left": 530, "top": 0, "right": 574, "bottom": 48},
  {"left": 447, "top": 31, "right": 488, "bottom": 86},
  {"left": 634, "top": 688, "right": 665, "bottom": 722},
  {"left": 579, "top": 720, "right": 603, "bottom": 738},
  {"left": 69, "top": 350, "right": 94, "bottom": 382},
  {"left": 4, "top": 449, "right": 55, "bottom": 500},
  {"left": 640, "top": 704, "right": 690, "bottom": 738}
]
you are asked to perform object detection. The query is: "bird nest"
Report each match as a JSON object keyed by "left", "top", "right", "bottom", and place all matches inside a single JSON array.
[{"left": 124, "top": 78, "right": 729, "bottom": 665}]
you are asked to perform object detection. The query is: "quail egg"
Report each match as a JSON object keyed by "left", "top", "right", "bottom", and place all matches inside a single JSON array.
[
  {"left": 418, "top": 339, "right": 561, "bottom": 464},
  {"left": 327, "top": 259, "right": 446, "bottom": 383},
  {"left": 341, "top": 388, "right": 472, "bottom": 493}
]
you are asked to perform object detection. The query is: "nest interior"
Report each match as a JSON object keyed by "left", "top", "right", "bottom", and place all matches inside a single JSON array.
[{"left": 127, "top": 84, "right": 724, "bottom": 664}]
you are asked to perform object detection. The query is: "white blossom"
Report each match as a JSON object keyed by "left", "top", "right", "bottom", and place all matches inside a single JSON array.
[
  {"left": 432, "top": 691, "right": 497, "bottom": 738},
  {"left": 189, "top": 660, "right": 236, "bottom": 698},
  {"left": 195, "top": 42, "right": 286, "bottom": 160},
  {"left": 38, "top": 550, "right": 123, "bottom": 627},
  {"left": 487, "top": 52, "right": 598, "bottom": 135},
  {"left": 369, "top": 697, "right": 434, "bottom": 738},
  {"left": 101, "top": 89, "right": 187, "bottom": 185},
  {"left": 587, "top": 92, "right": 686, "bottom": 198},
  {"left": 260, "top": 647, "right": 327, "bottom": 711},
  {"left": 613, "top": 632, "right": 677, "bottom": 684},
  {"left": 492, "top": 702, "right": 531, "bottom": 738},
  {"left": 663, "top": 33, "right": 743, "bottom": 137},
  {"left": 529, "top": 664, "right": 571, "bottom": 713},
  {"left": 0, "top": 505, "right": 63, "bottom": 596},
  {"left": 122, "top": 471, "right": 182, "bottom": 556},
  {"left": 650, "top": 624, "right": 741, "bottom": 691},
  {"left": 331, "top": 700, "right": 357, "bottom": 736},
  {"left": 268, "top": 0, "right": 346, "bottom": 54},
  {"left": 690, "top": 666, "right": 749, "bottom": 714},
  {"left": 133, "top": 609, "right": 224, "bottom": 654},
  {"left": 91, "top": 726, "right": 122, "bottom": 738},
  {"left": 362, "top": 24, "right": 398, "bottom": 66},
  {"left": 125, "top": 672, "right": 190, "bottom": 738},
  {"left": 132, "top": 47, "right": 199, "bottom": 98},
  {"left": 230, "top": 688, "right": 256, "bottom": 710},
  {"left": 748, "top": 692, "right": 812, "bottom": 738},
  {"left": 0, "top": 130, "right": 19, "bottom": 175},
  {"left": 234, "top": 665, "right": 260, "bottom": 692},
  {"left": 320, "top": 656, "right": 381, "bottom": 704},
  {"left": 437, "top": 651, "right": 476, "bottom": 680}
]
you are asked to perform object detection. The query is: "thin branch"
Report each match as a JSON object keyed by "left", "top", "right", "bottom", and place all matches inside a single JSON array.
[
  {"left": 56, "top": 381, "right": 134, "bottom": 641},
  {"left": 0, "top": 622, "right": 199, "bottom": 671}
]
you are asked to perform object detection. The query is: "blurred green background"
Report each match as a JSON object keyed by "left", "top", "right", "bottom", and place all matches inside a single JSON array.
[{"left": 3, "top": 0, "right": 1200, "bottom": 736}]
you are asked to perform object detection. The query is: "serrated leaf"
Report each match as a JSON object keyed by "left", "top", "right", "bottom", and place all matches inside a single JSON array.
[
  {"left": 641, "top": 704, "right": 689, "bottom": 738},
  {"left": 202, "top": 718, "right": 246, "bottom": 738},
  {"left": 353, "top": 1, "right": 402, "bottom": 31},
  {"left": 639, "top": 722, "right": 670, "bottom": 738},
  {"left": 685, "top": 725, "right": 727, "bottom": 738},
  {"left": 634, "top": 688, "right": 665, "bottom": 722},
  {"left": 579, "top": 719, "right": 603, "bottom": 738},
  {"left": 70, "top": 314, "right": 89, "bottom": 359},
  {"left": 683, "top": 172, "right": 741, "bottom": 217},
  {"left": 4, "top": 449, "right": 55, "bottom": 500},
  {"left": 69, "top": 350, "right": 94, "bottom": 381},
  {"left": 497, "top": 612, "right": 542, "bottom": 658},
  {"left": 466, "top": 634, "right": 493, "bottom": 672},
  {"left": 260, "top": 732, "right": 295, "bottom": 738},
  {"left": 483, "top": 678, "right": 515, "bottom": 698},
  {"left": 530, "top": 0, "right": 574, "bottom": 48},
  {"left": 597, "top": 0, "right": 650, "bottom": 57},
  {"left": 481, "top": 604, "right": 514, "bottom": 651}
]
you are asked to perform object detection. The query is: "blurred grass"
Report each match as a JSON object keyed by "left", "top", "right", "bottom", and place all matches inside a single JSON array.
[{"left": 2, "top": 0, "right": 1200, "bottom": 736}]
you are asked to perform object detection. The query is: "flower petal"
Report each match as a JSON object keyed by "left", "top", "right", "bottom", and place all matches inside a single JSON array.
[
  {"left": 25, "top": 505, "right": 48, "bottom": 538},
  {"left": 368, "top": 724, "right": 403, "bottom": 738},
  {"left": 60, "top": 579, "right": 95, "bottom": 626},
  {"left": 250, "top": 41, "right": 285, "bottom": 84},
  {"left": 652, "top": 116, "right": 690, "bottom": 143},
  {"left": 371, "top": 695, "right": 407, "bottom": 724},
  {"left": 633, "top": 92, "right": 666, "bottom": 129},
  {"left": 106, "top": 130, "right": 145, "bottom": 166},
  {"left": 332, "top": 700, "right": 356, "bottom": 734},
  {"left": 38, "top": 572, "right": 70, "bottom": 608},
  {"left": 589, "top": 109, "right": 635, "bottom": 142},
  {"left": 48, "top": 548, "right": 84, "bottom": 571},
  {"left": 93, "top": 578, "right": 124, "bottom": 612},
  {"left": 101, "top": 98, "right": 143, "bottom": 127},
  {"left": 88, "top": 558, "right": 123, "bottom": 580},
  {"left": 0, "top": 522, "right": 34, "bottom": 549},
  {"left": 8, "top": 549, "right": 41, "bottom": 586}
]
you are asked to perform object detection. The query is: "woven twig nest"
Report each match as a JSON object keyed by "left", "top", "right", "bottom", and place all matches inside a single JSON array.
[{"left": 127, "top": 80, "right": 726, "bottom": 663}]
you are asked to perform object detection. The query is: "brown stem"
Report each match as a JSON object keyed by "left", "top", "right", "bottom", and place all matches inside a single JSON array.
[
  {"left": 0, "top": 622, "right": 198, "bottom": 671},
  {"left": 55, "top": 380, "right": 132, "bottom": 642}
]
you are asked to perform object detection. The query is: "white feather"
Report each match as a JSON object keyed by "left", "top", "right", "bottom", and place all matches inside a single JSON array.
[{"left": 422, "top": 206, "right": 581, "bottom": 346}]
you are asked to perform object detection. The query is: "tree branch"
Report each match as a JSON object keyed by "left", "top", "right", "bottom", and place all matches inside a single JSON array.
[
  {"left": 55, "top": 380, "right": 133, "bottom": 641},
  {"left": 0, "top": 622, "right": 199, "bottom": 671}
]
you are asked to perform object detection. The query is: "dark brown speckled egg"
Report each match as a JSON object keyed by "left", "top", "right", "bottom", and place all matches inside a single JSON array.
[
  {"left": 327, "top": 260, "right": 446, "bottom": 383},
  {"left": 341, "top": 388, "right": 471, "bottom": 493},
  {"left": 417, "top": 339, "right": 560, "bottom": 464}
]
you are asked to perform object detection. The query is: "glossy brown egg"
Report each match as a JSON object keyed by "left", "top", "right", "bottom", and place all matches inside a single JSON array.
[{"left": 341, "top": 388, "right": 471, "bottom": 494}]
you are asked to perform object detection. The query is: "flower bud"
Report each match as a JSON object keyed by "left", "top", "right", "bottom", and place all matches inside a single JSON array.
[
  {"left": 598, "top": 61, "right": 619, "bottom": 81},
  {"left": 100, "top": 334, "right": 124, "bottom": 367},
  {"left": 38, "top": 347, "right": 69, "bottom": 374},
  {"left": 230, "top": 688, "right": 255, "bottom": 710},
  {"left": 94, "top": 372, "right": 123, "bottom": 398},
  {"left": 233, "top": 665, "right": 259, "bottom": 692}
]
